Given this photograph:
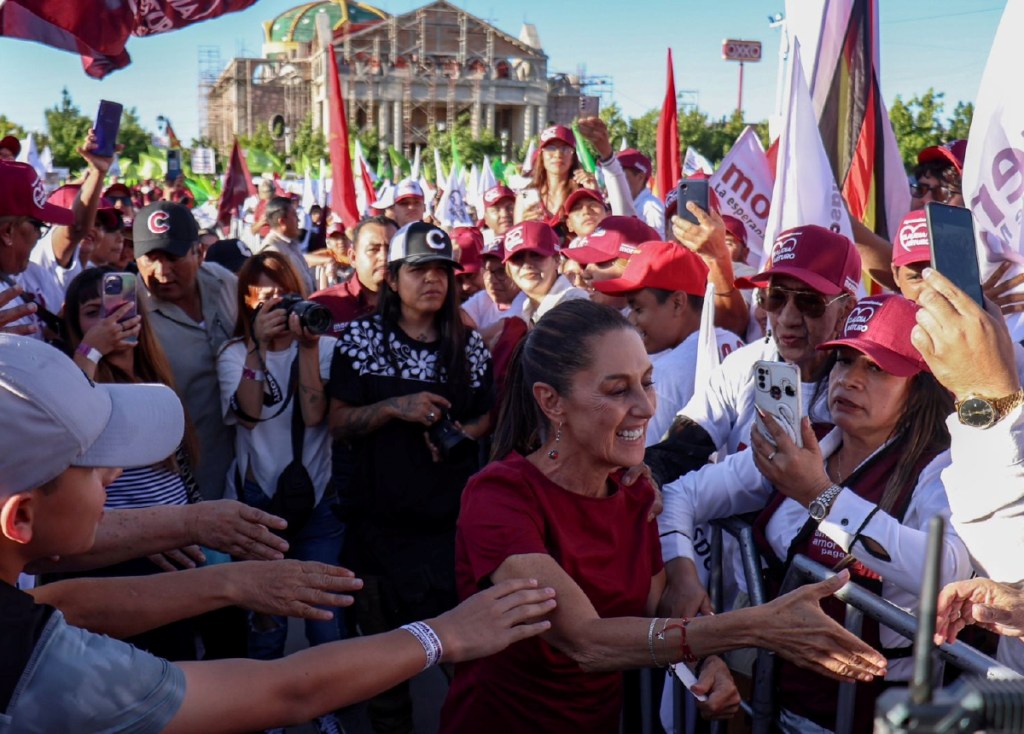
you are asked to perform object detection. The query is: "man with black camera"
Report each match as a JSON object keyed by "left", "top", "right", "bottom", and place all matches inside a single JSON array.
[{"left": 135, "top": 201, "right": 238, "bottom": 502}]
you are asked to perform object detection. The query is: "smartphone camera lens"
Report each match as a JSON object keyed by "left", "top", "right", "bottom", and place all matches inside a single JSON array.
[
  {"left": 770, "top": 386, "right": 782, "bottom": 400},
  {"left": 104, "top": 279, "right": 122, "bottom": 295}
]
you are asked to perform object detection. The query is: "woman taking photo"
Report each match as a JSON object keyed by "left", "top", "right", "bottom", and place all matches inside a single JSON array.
[
  {"left": 517, "top": 125, "right": 591, "bottom": 226},
  {"left": 440, "top": 298, "right": 887, "bottom": 734},
  {"left": 61, "top": 265, "right": 203, "bottom": 660},
  {"left": 659, "top": 294, "right": 974, "bottom": 733},
  {"left": 328, "top": 221, "right": 494, "bottom": 733},
  {"left": 502, "top": 220, "right": 588, "bottom": 326},
  {"left": 216, "top": 250, "right": 346, "bottom": 730}
]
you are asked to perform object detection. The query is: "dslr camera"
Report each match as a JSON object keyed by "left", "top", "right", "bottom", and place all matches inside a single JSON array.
[{"left": 272, "top": 294, "right": 332, "bottom": 336}]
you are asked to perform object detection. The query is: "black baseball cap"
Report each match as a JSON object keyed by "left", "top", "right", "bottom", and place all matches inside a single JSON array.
[
  {"left": 387, "top": 221, "right": 462, "bottom": 269},
  {"left": 133, "top": 201, "right": 199, "bottom": 259}
]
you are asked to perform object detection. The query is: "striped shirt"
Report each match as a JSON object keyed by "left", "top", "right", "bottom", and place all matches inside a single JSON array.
[{"left": 104, "top": 466, "right": 189, "bottom": 510}]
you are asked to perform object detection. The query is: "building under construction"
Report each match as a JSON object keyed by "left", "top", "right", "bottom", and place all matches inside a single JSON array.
[{"left": 204, "top": 0, "right": 600, "bottom": 160}]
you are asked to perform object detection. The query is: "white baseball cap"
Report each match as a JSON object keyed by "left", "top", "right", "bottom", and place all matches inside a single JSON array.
[{"left": 0, "top": 335, "right": 185, "bottom": 497}]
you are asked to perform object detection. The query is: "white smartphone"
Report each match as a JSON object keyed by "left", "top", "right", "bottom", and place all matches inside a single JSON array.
[
  {"left": 752, "top": 360, "right": 803, "bottom": 448},
  {"left": 513, "top": 188, "right": 542, "bottom": 222}
]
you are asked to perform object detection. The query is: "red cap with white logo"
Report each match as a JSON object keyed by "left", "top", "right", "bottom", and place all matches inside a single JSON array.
[
  {"left": 502, "top": 221, "right": 560, "bottom": 263},
  {"left": 736, "top": 225, "right": 862, "bottom": 296},
  {"left": 539, "top": 125, "right": 575, "bottom": 150},
  {"left": 483, "top": 185, "right": 514, "bottom": 208},
  {"left": 818, "top": 294, "right": 928, "bottom": 377},
  {"left": 0, "top": 161, "right": 74, "bottom": 225},
  {"left": 562, "top": 188, "right": 606, "bottom": 218},
  {"left": 891, "top": 210, "right": 931, "bottom": 268},
  {"left": 563, "top": 216, "right": 662, "bottom": 265},
  {"left": 593, "top": 241, "right": 709, "bottom": 296},
  {"left": 395, "top": 178, "right": 424, "bottom": 203},
  {"left": 617, "top": 149, "right": 652, "bottom": 176},
  {"left": 452, "top": 226, "right": 484, "bottom": 273}
]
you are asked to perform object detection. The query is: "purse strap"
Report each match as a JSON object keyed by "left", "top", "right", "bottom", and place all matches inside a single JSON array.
[{"left": 289, "top": 356, "right": 305, "bottom": 461}]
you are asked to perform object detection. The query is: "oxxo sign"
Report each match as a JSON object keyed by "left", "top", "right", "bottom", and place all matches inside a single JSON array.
[{"left": 722, "top": 40, "right": 762, "bottom": 63}]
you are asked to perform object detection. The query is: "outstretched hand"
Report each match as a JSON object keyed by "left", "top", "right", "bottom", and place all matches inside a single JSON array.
[
  {"left": 429, "top": 578, "right": 556, "bottom": 663},
  {"left": 936, "top": 577, "right": 1024, "bottom": 642},
  {"left": 186, "top": 500, "right": 290, "bottom": 560},
  {"left": 759, "top": 570, "right": 888, "bottom": 682},
  {"left": 229, "top": 560, "right": 364, "bottom": 621}
]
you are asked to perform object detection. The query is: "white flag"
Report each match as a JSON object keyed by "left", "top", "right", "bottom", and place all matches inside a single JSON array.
[
  {"left": 434, "top": 147, "right": 447, "bottom": 188},
  {"left": 17, "top": 135, "right": 45, "bottom": 178},
  {"left": 40, "top": 146, "right": 54, "bottom": 174},
  {"left": 761, "top": 39, "right": 852, "bottom": 267},
  {"left": 410, "top": 145, "right": 422, "bottom": 182},
  {"left": 480, "top": 155, "right": 498, "bottom": 194},
  {"left": 353, "top": 140, "right": 372, "bottom": 216},
  {"left": 435, "top": 160, "right": 474, "bottom": 228},
  {"left": 301, "top": 167, "right": 319, "bottom": 213},
  {"left": 467, "top": 163, "right": 482, "bottom": 215},
  {"left": 963, "top": 0, "right": 1024, "bottom": 340},
  {"left": 683, "top": 147, "right": 713, "bottom": 176},
  {"left": 619, "top": 137, "right": 629, "bottom": 152},
  {"left": 692, "top": 282, "right": 718, "bottom": 405},
  {"left": 318, "top": 159, "right": 329, "bottom": 207},
  {"left": 522, "top": 139, "right": 537, "bottom": 175},
  {"left": 710, "top": 127, "right": 773, "bottom": 251}
]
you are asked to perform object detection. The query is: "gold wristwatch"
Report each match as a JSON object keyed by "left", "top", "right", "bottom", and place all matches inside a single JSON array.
[{"left": 955, "top": 388, "right": 1024, "bottom": 429}]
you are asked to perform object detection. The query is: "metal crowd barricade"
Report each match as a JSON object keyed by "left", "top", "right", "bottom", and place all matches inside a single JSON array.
[{"left": 700, "top": 515, "right": 1022, "bottom": 734}]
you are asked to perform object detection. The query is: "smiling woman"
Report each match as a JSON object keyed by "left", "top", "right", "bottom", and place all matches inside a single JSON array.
[{"left": 440, "top": 298, "right": 890, "bottom": 734}]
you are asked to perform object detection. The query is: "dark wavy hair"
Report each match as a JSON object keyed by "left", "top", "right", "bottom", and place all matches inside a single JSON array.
[
  {"left": 491, "top": 299, "right": 633, "bottom": 460},
  {"left": 378, "top": 259, "right": 470, "bottom": 397}
]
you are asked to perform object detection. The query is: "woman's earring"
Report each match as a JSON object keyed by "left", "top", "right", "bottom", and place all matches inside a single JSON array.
[{"left": 548, "top": 422, "right": 562, "bottom": 460}]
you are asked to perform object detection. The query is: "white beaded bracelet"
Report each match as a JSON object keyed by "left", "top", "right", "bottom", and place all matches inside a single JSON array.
[{"left": 401, "top": 621, "right": 443, "bottom": 670}]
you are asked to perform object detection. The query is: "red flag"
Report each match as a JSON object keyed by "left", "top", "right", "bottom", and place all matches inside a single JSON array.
[
  {"left": 0, "top": 0, "right": 257, "bottom": 78},
  {"left": 655, "top": 49, "right": 681, "bottom": 203},
  {"left": 166, "top": 122, "right": 182, "bottom": 150},
  {"left": 327, "top": 44, "right": 360, "bottom": 230},
  {"left": 217, "top": 138, "right": 256, "bottom": 229}
]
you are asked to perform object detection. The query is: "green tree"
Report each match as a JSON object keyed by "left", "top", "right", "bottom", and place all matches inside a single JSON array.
[
  {"left": 599, "top": 103, "right": 632, "bottom": 150},
  {"left": 424, "top": 112, "right": 502, "bottom": 175},
  {"left": 0, "top": 115, "right": 25, "bottom": 140},
  {"left": 291, "top": 114, "right": 328, "bottom": 171},
  {"left": 117, "top": 107, "right": 153, "bottom": 164},
  {"left": 947, "top": 101, "right": 974, "bottom": 141},
  {"left": 628, "top": 109, "right": 660, "bottom": 160},
  {"left": 44, "top": 88, "right": 91, "bottom": 169}
]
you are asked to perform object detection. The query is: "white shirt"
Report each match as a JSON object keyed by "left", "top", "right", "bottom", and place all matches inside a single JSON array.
[
  {"left": 520, "top": 275, "right": 589, "bottom": 325},
  {"left": 461, "top": 289, "right": 527, "bottom": 331},
  {"left": 217, "top": 337, "right": 337, "bottom": 503},
  {"left": 633, "top": 187, "right": 666, "bottom": 238},
  {"left": 658, "top": 429, "right": 973, "bottom": 673},
  {"left": 23, "top": 230, "right": 82, "bottom": 315},
  {"left": 596, "top": 155, "right": 639, "bottom": 220},
  {"left": 678, "top": 338, "right": 830, "bottom": 456},
  {"left": 647, "top": 327, "right": 745, "bottom": 446}
]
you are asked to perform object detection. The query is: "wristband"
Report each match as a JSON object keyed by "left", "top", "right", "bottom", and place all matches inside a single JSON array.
[
  {"left": 242, "top": 366, "right": 265, "bottom": 382},
  {"left": 647, "top": 618, "right": 661, "bottom": 668},
  {"left": 401, "top": 621, "right": 443, "bottom": 670},
  {"left": 75, "top": 342, "right": 102, "bottom": 364},
  {"left": 659, "top": 618, "right": 698, "bottom": 664}
]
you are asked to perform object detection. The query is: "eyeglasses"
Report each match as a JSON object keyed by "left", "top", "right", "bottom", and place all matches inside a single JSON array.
[
  {"left": 27, "top": 218, "right": 51, "bottom": 237},
  {"left": 756, "top": 286, "right": 848, "bottom": 318},
  {"left": 910, "top": 182, "right": 958, "bottom": 201}
]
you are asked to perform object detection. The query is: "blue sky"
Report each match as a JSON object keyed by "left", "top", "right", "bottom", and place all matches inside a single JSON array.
[{"left": 0, "top": 0, "right": 1006, "bottom": 143}]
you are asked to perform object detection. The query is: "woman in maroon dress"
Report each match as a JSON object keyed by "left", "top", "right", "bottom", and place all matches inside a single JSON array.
[{"left": 439, "top": 299, "right": 887, "bottom": 733}]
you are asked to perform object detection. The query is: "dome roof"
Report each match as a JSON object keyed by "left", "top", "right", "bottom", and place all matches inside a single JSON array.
[{"left": 264, "top": 1, "right": 387, "bottom": 45}]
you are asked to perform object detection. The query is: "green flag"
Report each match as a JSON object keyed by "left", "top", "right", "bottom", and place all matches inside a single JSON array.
[
  {"left": 388, "top": 146, "right": 411, "bottom": 179},
  {"left": 572, "top": 123, "right": 597, "bottom": 174},
  {"left": 376, "top": 154, "right": 393, "bottom": 182}
]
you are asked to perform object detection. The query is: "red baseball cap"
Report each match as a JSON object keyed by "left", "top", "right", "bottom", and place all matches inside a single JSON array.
[
  {"left": 736, "top": 225, "right": 861, "bottom": 296},
  {"left": 618, "top": 149, "right": 652, "bottom": 176},
  {"left": 563, "top": 216, "right": 662, "bottom": 265},
  {"left": 0, "top": 162, "right": 74, "bottom": 225},
  {"left": 483, "top": 185, "right": 514, "bottom": 208},
  {"left": 103, "top": 183, "right": 132, "bottom": 199},
  {"left": 593, "top": 241, "right": 709, "bottom": 296},
  {"left": 95, "top": 208, "right": 124, "bottom": 232},
  {"left": 482, "top": 235, "right": 505, "bottom": 260},
  {"left": 891, "top": 210, "right": 931, "bottom": 268},
  {"left": 539, "top": 125, "right": 575, "bottom": 149},
  {"left": 0, "top": 136, "right": 21, "bottom": 158},
  {"left": 502, "top": 221, "right": 559, "bottom": 263},
  {"left": 562, "top": 188, "right": 606, "bottom": 217},
  {"left": 918, "top": 139, "right": 967, "bottom": 174},
  {"left": 721, "top": 215, "right": 748, "bottom": 247},
  {"left": 452, "top": 226, "right": 484, "bottom": 273},
  {"left": 818, "top": 294, "right": 928, "bottom": 377}
]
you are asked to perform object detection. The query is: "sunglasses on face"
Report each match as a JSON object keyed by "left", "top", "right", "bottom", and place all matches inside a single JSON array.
[
  {"left": 27, "top": 218, "right": 51, "bottom": 237},
  {"left": 756, "top": 286, "right": 847, "bottom": 318},
  {"left": 910, "top": 182, "right": 957, "bottom": 201}
]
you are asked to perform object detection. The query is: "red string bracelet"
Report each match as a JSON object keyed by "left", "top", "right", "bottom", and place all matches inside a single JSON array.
[{"left": 658, "top": 618, "right": 698, "bottom": 664}]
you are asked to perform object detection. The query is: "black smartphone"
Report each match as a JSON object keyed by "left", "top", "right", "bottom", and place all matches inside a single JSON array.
[
  {"left": 676, "top": 179, "right": 709, "bottom": 225},
  {"left": 926, "top": 202, "right": 984, "bottom": 306},
  {"left": 93, "top": 100, "right": 123, "bottom": 158},
  {"left": 166, "top": 149, "right": 182, "bottom": 182}
]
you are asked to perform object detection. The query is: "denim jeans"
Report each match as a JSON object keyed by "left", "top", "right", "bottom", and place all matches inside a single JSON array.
[{"left": 241, "top": 480, "right": 347, "bottom": 660}]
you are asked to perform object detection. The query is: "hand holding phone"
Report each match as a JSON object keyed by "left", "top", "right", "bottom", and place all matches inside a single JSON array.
[
  {"left": 753, "top": 360, "right": 803, "bottom": 448},
  {"left": 514, "top": 188, "right": 542, "bottom": 222},
  {"left": 925, "top": 202, "right": 985, "bottom": 307},
  {"left": 676, "top": 179, "right": 710, "bottom": 226},
  {"left": 100, "top": 272, "right": 139, "bottom": 345},
  {"left": 93, "top": 100, "right": 123, "bottom": 158}
]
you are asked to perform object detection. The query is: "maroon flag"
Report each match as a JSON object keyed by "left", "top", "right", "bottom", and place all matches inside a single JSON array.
[
  {"left": 0, "top": 0, "right": 258, "bottom": 78},
  {"left": 655, "top": 49, "right": 681, "bottom": 202},
  {"left": 327, "top": 44, "right": 360, "bottom": 231},
  {"left": 217, "top": 139, "right": 256, "bottom": 229}
]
